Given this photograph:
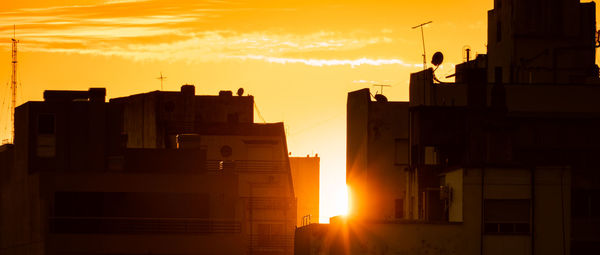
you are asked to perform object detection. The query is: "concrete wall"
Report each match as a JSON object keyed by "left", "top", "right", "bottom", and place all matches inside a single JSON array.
[
  {"left": 198, "top": 134, "right": 296, "bottom": 255},
  {"left": 366, "top": 101, "right": 409, "bottom": 220},
  {"left": 347, "top": 89, "right": 410, "bottom": 221},
  {"left": 290, "top": 156, "right": 320, "bottom": 226},
  {"left": 42, "top": 172, "right": 242, "bottom": 255},
  {"left": 487, "top": 0, "right": 597, "bottom": 84},
  {"left": 296, "top": 166, "right": 571, "bottom": 255},
  {"left": 346, "top": 89, "right": 370, "bottom": 219},
  {"left": 112, "top": 87, "right": 254, "bottom": 149}
]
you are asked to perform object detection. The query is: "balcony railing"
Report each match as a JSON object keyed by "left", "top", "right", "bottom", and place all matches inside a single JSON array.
[
  {"left": 247, "top": 197, "right": 296, "bottom": 210},
  {"left": 205, "top": 160, "right": 288, "bottom": 173},
  {"left": 49, "top": 217, "right": 241, "bottom": 234},
  {"left": 250, "top": 234, "right": 294, "bottom": 248}
]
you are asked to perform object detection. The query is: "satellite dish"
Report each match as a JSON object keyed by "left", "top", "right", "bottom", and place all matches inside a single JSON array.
[
  {"left": 374, "top": 94, "right": 388, "bottom": 102},
  {"left": 237, "top": 88, "right": 244, "bottom": 96},
  {"left": 431, "top": 52, "right": 444, "bottom": 66}
]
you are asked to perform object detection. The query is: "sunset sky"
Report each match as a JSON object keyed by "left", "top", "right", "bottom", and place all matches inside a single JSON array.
[{"left": 0, "top": 0, "right": 570, "bottom": 223}]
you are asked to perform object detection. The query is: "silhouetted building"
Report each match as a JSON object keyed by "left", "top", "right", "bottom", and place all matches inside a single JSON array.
[
  {"left": 487, "top": 0, "right": 597, "bottom": 84},
  {"left": 0, "top": 86, "right": 296, "bottom": 255},
  {"left": 346, "top": 90, "right": 410, "bottom": 220},
  {"left": 289, "top": 155, "right": 320, "bottom": 226},
  {"left": 296, "top": 0, "right": 600, "bottom": 254}
]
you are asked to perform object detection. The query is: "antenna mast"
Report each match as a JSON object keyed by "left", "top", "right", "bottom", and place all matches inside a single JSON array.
[
  {"left": 10, "top": 25, "right": 19, "bottom": 144},
  {"left": 156, "top": 72, "right": 167, "bottom": 90},
  {"left": 412, "top": 21, "right": 432, "bottom": 70},
  {"left": 373, "top": 84, "right": 391, "bottom": 95}
]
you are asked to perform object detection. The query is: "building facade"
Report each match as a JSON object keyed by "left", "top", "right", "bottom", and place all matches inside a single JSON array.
[
  {"left": 0, "top": 86, "right": 296, "bottom": 255},
  {"left": 289, "top": 155, "right": 320, "bottom": 226},
  {"left": 346, "top": 90, "right": 409, "bottom": 220},
  {"left": 297, "top": 0, "right": 600, "bottom": 254}
]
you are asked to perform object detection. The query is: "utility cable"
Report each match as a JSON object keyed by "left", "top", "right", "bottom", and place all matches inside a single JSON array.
[{"left": 253, "top": 101, "right": 266, "bottom": 123}]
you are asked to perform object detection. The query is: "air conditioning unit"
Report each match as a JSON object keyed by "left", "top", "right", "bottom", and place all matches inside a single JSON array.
[{"left": 440, "top": 185, "right": 452, "bottom": 201}]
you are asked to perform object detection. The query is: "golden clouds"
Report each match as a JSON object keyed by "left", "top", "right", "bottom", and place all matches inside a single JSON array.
[{"left": 0, "top": 0, "right": 419, "bottom": 67}]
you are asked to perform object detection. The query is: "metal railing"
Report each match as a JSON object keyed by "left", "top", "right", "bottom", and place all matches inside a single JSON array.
[
  {"left": 49, "top": 217, "right": 241, "bottom": 234},
  {"left": 250, "top": 234, "right": 294, "bottom": 248},
  {"left": 205, "top": 160, "right": 288, "bottom": 173},
  {"left": 247, "top": 197, "right": 296, "bottom": 210}
]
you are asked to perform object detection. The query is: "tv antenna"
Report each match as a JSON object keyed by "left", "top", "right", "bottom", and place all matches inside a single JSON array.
[
  {"left": 156, "top": 72, "right": 167, "bottom": 90},
  {"left": 9, "top": 25, "right": 19, "bottom": 144},
  {"left": 373, "top": 84, "right": 391, "bottom": 95},
  {"left": 462, "top": 45, "right": 472, "bottom": 62},
  {"left": 412, "top": 21, "right": 432, "bottom": 70}
]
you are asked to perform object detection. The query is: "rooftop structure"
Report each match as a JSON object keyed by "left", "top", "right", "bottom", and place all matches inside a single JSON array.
[
  {"left": 1, "top": 85, "right": 297, "bottom": 255},
  {"left": 297, "top": 0, "right": 600, "bottom": 254}
]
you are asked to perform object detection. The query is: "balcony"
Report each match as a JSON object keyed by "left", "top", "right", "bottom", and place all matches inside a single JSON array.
[
  {"left": 49, "top": 217, "right": 241, "bottom": 234},
  {"left": 206, "top": 160, "right": 288, "bottom": 173}
]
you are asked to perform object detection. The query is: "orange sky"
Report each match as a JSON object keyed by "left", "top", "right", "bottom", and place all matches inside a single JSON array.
[{"left": 4, "top": 0, "right": 590, "bottom": 223}]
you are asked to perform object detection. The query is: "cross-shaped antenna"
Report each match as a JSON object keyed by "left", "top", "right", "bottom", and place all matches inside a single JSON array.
[
  {"left": 412, "top": 21, "right": 432, "bottom": 70},
  {"left": 156, "top": 72, "right": 167, "bottom": 90},
  {"left": 373, "top": 84, "right": 391, "bottom": 95}
]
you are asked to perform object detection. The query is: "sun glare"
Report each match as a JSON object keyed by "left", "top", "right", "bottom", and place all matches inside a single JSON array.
[{"left": 320, "top": 184, "right": 349, "bottom": 223}]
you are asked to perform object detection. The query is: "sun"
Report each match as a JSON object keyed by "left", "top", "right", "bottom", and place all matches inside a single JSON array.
[{"left": 320, "top": 184, "right": 349, "bottom": 223}]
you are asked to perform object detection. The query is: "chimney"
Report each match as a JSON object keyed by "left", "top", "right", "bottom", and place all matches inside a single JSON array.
[
  {"left": 89, "top": 88, "right": 106, "bottom": 102},
  {"left": 180, "top": 84, "right": 195, "bottom": 132},
  {"left": 181, "top": 84, "right": 195, "bottom": 96}
]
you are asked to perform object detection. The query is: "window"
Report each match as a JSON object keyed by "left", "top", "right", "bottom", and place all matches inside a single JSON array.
[
  {"left": 50, "top": 192, "right": 228, "bottom": 235},
  {"left": 484, "top": 199, "right": 530, "bottom": 234},
  {"left": 38, "top": 114, "right": 55, "bottom": 134},
  {"left": 495, "top": 67, "right": 503, "bottom": 84},
  {"left": 573, "top": 189, "right": 600, "bottom": 219},
  {"left": 164, "top": 101, "right": 175, "bottom": 112},
  {"left": 496, "top": 21, "right": 502, "bottom": 42},
  {"left": 227, "top": 113, "right": 239, "bottom": 123},
  {"left": 54, "top": 192, "right": 210, "bottom": 218},
  {"left": 257, "top": 223, "right": 285, "bottom": 246},
  {"left": 394, "top": 139, "right": 409, "bottom": 165},
  {"left": 424, "top": 146, "right": 438, "bottom": 165},
  {"left": 37, "top": 114, "right": 56, "bottom": 158},
  {"left": 395, "top": 199, "right": 404, "bottom": 219}
]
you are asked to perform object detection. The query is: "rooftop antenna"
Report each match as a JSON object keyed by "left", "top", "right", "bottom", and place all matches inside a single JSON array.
[
  {"left": 372, "top": 84, "right": 391, "bottom": 95},
  {"left": 10, "top": 25, "right": 19, "bottom": 144},
  {"left": 372, "top": 84, "right": 390, "bottom": 102},
  {"left": 156, "top": 72, "right": 167, "bottom": 90},
  {"left": 462, "top": 45, "right": 472, "bottom": 62},
  {"left": 412, "top": 21, "right": 432, "bottom": 70}
]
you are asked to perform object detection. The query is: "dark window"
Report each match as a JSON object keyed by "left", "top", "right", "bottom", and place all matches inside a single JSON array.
[
  {"left": 484, "top": 199, "right": 530, "bottom": 234},
  {"left": 495, "top": 0, "right": 502, "bottom": 9},
  {"left": 38, "top": 114, "right": 55, "bottom": 134},
  {"left": 572, "top": 189, "right": 600, "bottom": 219},
  {"left": 495, "top": 67, "right": 503, "bottom": 84},
  {"left": 496, "top": 21, "right": 502, "bottom": 42},
  {"left": 395, "top": 199, "right": 404, "bottom": 219},
  {"left": 164, "top": 101, "right": 175, "bottom": 112},
  {"left": 227, "top": 113, "right": 239, "bottom": 123},
  {"left": 54, "top": 192, "right": 209, "bottom": 218},
  {"left": 394, "top": 139, "right": 409, "bottom": 165}
]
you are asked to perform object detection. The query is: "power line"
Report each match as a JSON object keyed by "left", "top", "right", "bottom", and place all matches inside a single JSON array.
[{"left": 253, "top": 101, "right": 266, "bottom": 123}]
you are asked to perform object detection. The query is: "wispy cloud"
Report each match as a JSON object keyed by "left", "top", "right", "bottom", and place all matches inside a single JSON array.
[
  {"left": 0, "top": 0, "right": 411, "bottom": 66},
  {"left": 235, "top": 55, "right": 418, "bottom": 67},
  {"left": 104, "top": 0, "right": 150, "bottom": 4}
]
